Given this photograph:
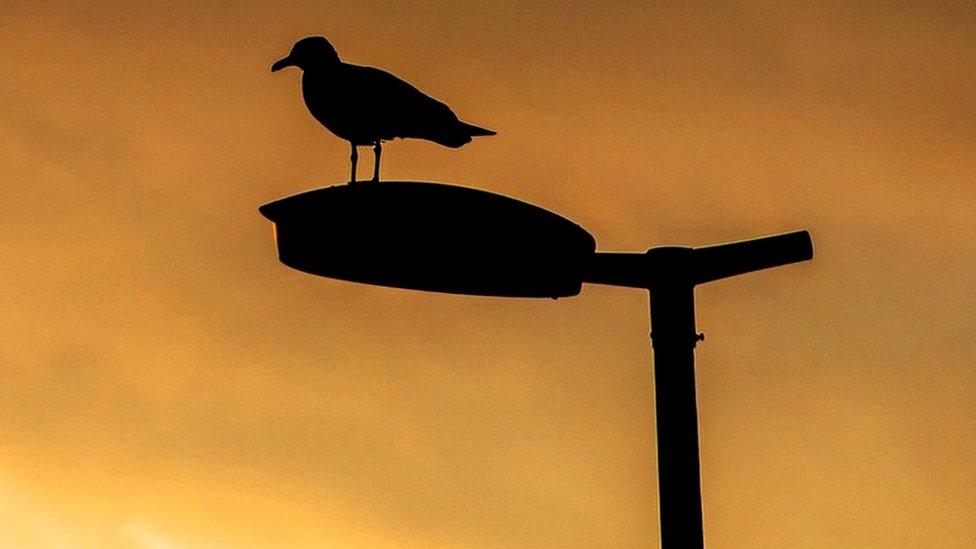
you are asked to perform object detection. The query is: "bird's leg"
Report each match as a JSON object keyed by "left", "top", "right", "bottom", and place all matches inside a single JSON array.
[
  {"left": 349, "top": 143, "right": 358, "bottom": 184},
  {"left": 372, "top": 140, "right": 382, "bottom": 182}
]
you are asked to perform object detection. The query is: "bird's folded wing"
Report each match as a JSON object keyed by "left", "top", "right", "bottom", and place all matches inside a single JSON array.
[{"left": 345, "top": 64, "right": 461, "bottom": 135}]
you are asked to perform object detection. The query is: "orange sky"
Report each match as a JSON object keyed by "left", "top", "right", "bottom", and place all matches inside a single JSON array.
[{"left": 2, "top": 1, "right": 975, "bottom": 547}]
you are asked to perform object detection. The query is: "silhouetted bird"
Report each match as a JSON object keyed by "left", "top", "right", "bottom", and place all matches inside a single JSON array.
[{"left": 272, "top": 36, "right": 496, "bottom": 183}]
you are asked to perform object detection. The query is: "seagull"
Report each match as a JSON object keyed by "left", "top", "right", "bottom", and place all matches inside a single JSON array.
[{"left": 271, "top": 36, "right": 496, "bottom": 183}]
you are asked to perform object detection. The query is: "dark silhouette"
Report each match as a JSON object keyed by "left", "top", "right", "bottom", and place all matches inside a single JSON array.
[
  {"left": 260, "top": 182, "right": 812, "bottom": 299},
  {"left": 260, "top": 182, "right": 593, "bottom": 297},
  {"left": 271, "top": 36, "right": 496, "bottom": 183},
  {"left": 259, "top": 181, "right": 813, "bottom": 548}
]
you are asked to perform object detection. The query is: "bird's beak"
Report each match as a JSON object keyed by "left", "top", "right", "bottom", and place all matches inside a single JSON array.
[{"left": 271, "top": 56, "right": 295, "bottom": 72}]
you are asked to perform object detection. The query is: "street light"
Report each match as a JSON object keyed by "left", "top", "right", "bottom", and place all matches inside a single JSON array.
[{"left": 260, "top": 181, "right": 814, "bottom": 548}]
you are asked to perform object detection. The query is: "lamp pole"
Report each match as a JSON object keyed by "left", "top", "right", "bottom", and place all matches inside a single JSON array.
[
  {"left": 587, "top": 249, "right": 707, "bottom": 548},
  {"left": 260, "top": 182, "right": 813, "bottom": 549},
  {"left": 650, "top": 279, "right": 704, "bottom": 548},
  {"left": 646, "top": 248, "right": 705, "bottom": 548}
]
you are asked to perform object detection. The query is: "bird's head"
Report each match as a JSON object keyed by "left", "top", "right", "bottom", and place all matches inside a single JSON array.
[{"left": 271, "top": 36, "right": 340, "bottom": 72}]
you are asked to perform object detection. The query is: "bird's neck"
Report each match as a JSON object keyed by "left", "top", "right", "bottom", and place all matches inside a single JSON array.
[{"left": 302, "top": 62, "right": 342, "bottom": 76}]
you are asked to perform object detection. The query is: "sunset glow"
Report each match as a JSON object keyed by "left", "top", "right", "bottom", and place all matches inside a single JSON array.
[{"left": 2, "top": 2, "right": 974, "bottom": 547}]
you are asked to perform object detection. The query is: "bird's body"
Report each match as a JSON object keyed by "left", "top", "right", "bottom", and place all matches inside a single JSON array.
[
  {"left": 272, "top": 36, "right": 495, "bottom": 182},
  {"left": 303, "top": 64, "right": 491, "bottom": 147}
]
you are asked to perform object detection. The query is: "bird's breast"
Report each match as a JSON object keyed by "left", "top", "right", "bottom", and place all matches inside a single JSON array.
[{"left": 301, "top": 73, "right": 392, "bottom": 144}]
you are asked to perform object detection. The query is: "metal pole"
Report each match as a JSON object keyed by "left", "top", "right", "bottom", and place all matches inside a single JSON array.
[
  {"left": 649, "top": 281, "right": 704, "bottom": 549},
  {"left": 262, "top": 181, "right": 814, "bottom": 547}
]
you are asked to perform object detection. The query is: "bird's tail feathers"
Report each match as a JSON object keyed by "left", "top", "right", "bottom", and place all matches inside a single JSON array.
[
  {"left": 433, "top": 134, "right": 473, "bottom": 148},
  {"left": 428, "top": 120, "right": 495, "bottom": 149},
  {"left": 429, "top": 121, "right": 497, "bottom": 148},
  {"left": 458, "top": 121, "right": 497, "bottom": 137}
]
